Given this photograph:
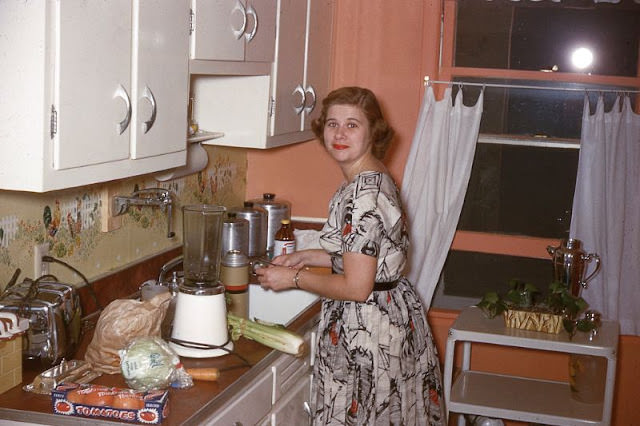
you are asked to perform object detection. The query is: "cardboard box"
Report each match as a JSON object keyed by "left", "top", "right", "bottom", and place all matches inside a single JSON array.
[
  {"left": 52, "top": 383, "right": 169, "bottom": 424},
  {"left": 0, "top": 336, "right": 22, "bottom": 394}
]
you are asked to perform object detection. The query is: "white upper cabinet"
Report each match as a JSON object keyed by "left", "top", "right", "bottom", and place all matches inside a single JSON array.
[
  {"left": 269, "top": 0, "right": 334, "bottom": 145},
  {"left": 270, "top": 0, "right": 307, "bottom": 138},
  {"left": 190, "top": 0, "right": 277, "bottom": 62},
  {"left": 131, "top": 1, "right": 191, "bottom": 160},
  {"left": 302, "top": 0, "right": 334, "bottom": 132},
  {"left": 54, "top": 1, "right": 131, "bottom": 170},
  {"left": 192, "top": 0, "right": 334, "bottom": 149},
  {"left": 0, "top": 0, "right": 190, "bottom": 192}
]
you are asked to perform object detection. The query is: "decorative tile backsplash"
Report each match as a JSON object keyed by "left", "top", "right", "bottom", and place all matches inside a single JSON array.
[{"left": 0, "top": 146, "right": 246, "bottom": 290}]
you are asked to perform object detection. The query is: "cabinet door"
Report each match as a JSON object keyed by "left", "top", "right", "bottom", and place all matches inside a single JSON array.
[
  {"left": 270, "top": 0, "right": 307, "bottom": 136},
  {"left": 131, "top": 0, "right": 190, "bottom": 159},
  {"left": 54, "top": 0, "right": 132, "bottom": 170},
  {"left": 191, "top": 0, "right": 245, "bottom": 61},
  {"left": 272, "top": 373, "right": 312, "bottom": 426},
  {"left": 244, "top": 0, "right": 277, "bottom": 62},
  {"left": 302, "top": 0, "right": 334, "bottom": 131}
]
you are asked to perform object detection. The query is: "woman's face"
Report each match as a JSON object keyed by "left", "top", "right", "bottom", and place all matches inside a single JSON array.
[{"left": 323, "top": 104, "right": 372, "bottom": 167}]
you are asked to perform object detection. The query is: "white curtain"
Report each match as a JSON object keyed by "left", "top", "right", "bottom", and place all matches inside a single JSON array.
[
  {"left": 402, "top": 86, "right": 484, "bottom": 307},
  {"left": 570, "top": 95, "right": 640, "bottom": 335}
]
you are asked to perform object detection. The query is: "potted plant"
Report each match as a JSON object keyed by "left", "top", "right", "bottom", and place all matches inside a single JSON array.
[{"left": 477, "top": 279, "right": 592, "bottom": 336}]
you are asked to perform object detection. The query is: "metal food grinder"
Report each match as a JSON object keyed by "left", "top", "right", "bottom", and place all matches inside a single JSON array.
[{"left": 170, "top": 205, "right": 233, "bottom": 358}]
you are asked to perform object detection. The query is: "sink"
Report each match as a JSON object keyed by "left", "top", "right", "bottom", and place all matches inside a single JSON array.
[{"left": 249, "top": 285, "right": 318, "bottom": 325}]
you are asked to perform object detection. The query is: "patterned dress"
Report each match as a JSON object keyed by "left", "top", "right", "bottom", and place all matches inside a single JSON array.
[{"left": 313, "top": 171, "right": 444, "bottom": 426}]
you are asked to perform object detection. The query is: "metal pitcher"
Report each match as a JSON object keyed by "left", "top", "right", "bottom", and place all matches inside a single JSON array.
[{"left": 547, "top": 238, "right": 601, "bottom": 297}]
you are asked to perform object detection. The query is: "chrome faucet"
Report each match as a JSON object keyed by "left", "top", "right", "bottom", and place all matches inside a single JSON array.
[
  {"left": 113, "top": 188, "right": 175, "bottom": 238},
  {"left": 158, "top": 255, "right": 183, "bottom": 285}
]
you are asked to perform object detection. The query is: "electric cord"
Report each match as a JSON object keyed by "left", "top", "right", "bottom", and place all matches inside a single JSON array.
[
  {"left": 42, "top": 255, "right": 103, "bottom": 311},
  {"left": 169, "top": 336, "right": 251, "bottom": 367},
  {"left": 3, "top": 274, "right": 58, "bottom": 303}
]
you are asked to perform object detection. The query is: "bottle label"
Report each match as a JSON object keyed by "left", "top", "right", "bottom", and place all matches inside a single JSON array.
[{"left": 273, "top": 240, "right": 296, "bottom": 256}]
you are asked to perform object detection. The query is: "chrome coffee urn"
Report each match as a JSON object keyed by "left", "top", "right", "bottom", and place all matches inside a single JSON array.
[
  {"left": 547, "top": 238, "right": 601, "bottom": 297},
  {"left": 169, "top": 205, "right": 232, "bottom": 358}
]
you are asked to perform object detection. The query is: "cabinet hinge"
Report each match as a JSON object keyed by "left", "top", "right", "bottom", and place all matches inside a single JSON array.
[
  {"left": 269, "top": 97, "right": 275, "bottom": 117},
  {"left": 189, "top": 9, "right": 195, "bottom": 35},
  {"left": 50, "top": 105, "right": 57, "bottom": 139}
]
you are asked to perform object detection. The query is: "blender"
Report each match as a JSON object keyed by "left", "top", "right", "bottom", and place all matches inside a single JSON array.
[{"left": 169, "top": 205, "right": 233, "bottom": 358}]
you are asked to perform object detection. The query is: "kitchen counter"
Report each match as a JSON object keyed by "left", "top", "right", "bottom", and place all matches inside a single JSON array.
[{"left": 0, "top": 301, "right": 320, "bottom": 425}]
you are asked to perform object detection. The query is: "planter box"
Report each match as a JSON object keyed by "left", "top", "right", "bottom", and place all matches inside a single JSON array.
[{"left": 503, "top": 309, "right": 563, "bottom": 334}]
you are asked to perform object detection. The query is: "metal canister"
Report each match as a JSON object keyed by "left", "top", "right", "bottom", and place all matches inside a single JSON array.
[
  {"left": 248, "top": 193, "right": 291, "bottom": 258},
  {"left": 220, "top": 250, "right": 250, "bottom": 318},
  {"left": 227, "top": 202, "right": 268, "bottom": 258},
  {"left": 222, "top": 213, "right": 250, "bottom": 257}
]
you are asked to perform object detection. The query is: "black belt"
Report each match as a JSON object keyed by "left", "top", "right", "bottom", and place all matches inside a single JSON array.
[
  {"left": 373, "top": 280, "right": 398, "bottom": 291},
  {"left": 330, "top": 269, "right": 399, "bottom": 292}
]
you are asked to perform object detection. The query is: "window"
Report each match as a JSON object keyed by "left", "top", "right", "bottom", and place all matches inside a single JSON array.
[
  {"left": 432, "top": 0, "right": 640, "bottom": 309},
  {"left": 455, "top": 0, "right": 640, "bottom": 77}
]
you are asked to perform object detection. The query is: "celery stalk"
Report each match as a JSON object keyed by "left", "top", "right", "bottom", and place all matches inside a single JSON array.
[{"left": 227, "top": 314, "right": 306, "bottom": 357}]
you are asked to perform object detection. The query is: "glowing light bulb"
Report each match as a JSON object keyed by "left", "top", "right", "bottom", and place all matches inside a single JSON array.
[{"left": 571, "top": 47, "right": 594, "bottom": 70}]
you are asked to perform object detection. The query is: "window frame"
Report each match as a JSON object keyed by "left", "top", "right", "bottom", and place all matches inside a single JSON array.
[{"left": 432, "top": 0, "right": 640, "bottom": 307}]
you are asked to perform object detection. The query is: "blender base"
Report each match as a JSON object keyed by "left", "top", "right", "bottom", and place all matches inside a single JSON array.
[{"left": 169, "top": 340, "right": 234, "bottom": 358}]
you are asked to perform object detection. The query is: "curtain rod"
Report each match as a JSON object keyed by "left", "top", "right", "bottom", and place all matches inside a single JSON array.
[{"left": 423, "top": 76, "right": 640, "bottom": 94}]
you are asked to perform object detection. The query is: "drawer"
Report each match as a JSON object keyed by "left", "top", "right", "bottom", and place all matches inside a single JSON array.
[
  {"left": 271, "top": 372, "right": 312, "bottom": 426},
  {"left": 273, "top": 355, "right": 310, "bottom": 402},
  {"left": 204, "top": 367, "right": 273, "bottom": 425}
]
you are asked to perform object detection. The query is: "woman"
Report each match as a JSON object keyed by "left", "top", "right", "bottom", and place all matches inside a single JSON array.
[{"left": 255, "top": 87, "right": 444, "bottom": 425}]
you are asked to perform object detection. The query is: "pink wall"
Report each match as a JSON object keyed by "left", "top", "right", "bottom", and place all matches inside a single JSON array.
[{"left": 247, "top": 0, "right": 442, "bottom": 218}]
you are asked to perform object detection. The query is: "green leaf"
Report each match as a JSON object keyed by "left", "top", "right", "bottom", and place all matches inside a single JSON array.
[
  {"left": 576, "top": 319, "right": 596, "bottom": 333},
  {"left": 481, "top": 291, "right": 501, "bottom": 304},
  {"left": 43, "top": 206, "right": 52, "bottom": 229},
  {"left": 575, "top": 297, "right": 589, "bottom": 312},
  {"left": 563, "top": 318, "right": 577, "bottom": 338},
  {"left": 548, "top": 281, "right": 566, "bottom": 294},
  {"left": 477, "top": 291, "right": 506, "bottom": 319}
]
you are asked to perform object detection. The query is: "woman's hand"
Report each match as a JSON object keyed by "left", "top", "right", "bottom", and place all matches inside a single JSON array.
[
  {"left": 270, "top": 251, "right": 306, "bottom": 269},
  {"left": 254, "top": 264, "right": 297, "bottom": 291},
  {"left": 271, "top": 249, "right": 332, "bottom": 269}
]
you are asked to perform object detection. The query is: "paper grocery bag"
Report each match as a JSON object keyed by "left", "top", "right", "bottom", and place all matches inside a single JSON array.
[{"left": 84, "top": 292, "right": 172, "bottom": 374}]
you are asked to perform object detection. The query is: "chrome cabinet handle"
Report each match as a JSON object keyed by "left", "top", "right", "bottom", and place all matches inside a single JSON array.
[
  {"left": 304, "top": 401, "right": 312, "bottom": 417},
  {"left": 245, "top": 4, "right": 258, "bottom": 42},
  {"left": 292, "top": 84, "right": 306, "bottom": 115},
  {"left": 114, "top": 84, "right": 131, "bottom": 135},
  {"left": 304, "top": 85, "right": 317, "bottom": 115},
  {"left": 141, "top": 85, "right": 157, "bottom": 134},
  {"left": 232, "top": 0, "right": 247, "bottom": 40}
]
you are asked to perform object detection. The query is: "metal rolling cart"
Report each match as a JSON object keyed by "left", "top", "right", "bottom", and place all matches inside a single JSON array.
[{"left": 443, "top": 306, "right": 619, "bottom": 425}]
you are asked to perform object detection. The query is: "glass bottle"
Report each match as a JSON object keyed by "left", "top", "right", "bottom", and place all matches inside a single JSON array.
[
  {"left": 569, "top": 354, "right": 606, "bottom": 403},
  {"left": 273, "top": 219, "right": 296, "bottom": 256},
  {"left": 187, "top": 96, "right": 198, "bottom": 136}
]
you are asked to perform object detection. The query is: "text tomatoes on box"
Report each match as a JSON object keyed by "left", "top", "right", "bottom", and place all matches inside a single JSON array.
[{"left": 51, "top": 383, "right": 169, "bottom": 424}]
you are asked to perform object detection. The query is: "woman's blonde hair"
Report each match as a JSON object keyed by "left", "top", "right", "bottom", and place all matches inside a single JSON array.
[{"left": 311, "top": 87, "right": 394, "bottom": 160}]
